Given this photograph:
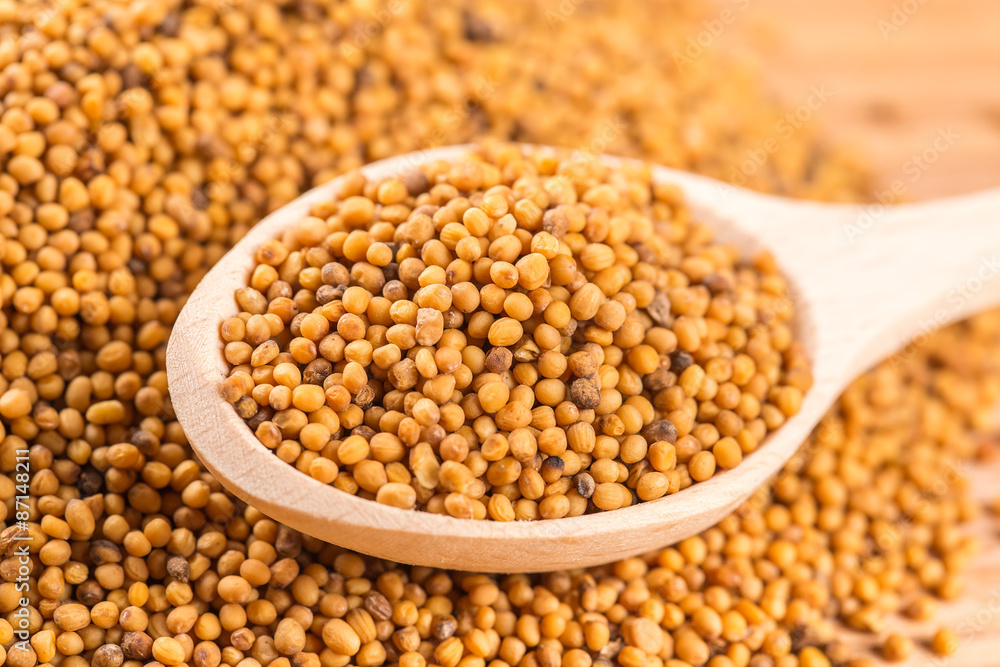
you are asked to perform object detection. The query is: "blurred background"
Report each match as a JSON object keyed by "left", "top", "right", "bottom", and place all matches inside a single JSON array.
[{"left": 725, "top": 0, "right": 1000, "bottom": 199}]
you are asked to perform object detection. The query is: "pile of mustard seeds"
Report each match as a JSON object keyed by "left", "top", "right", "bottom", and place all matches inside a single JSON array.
[{"left": 0, "top": 0, "right": 991, "bottom": 666}]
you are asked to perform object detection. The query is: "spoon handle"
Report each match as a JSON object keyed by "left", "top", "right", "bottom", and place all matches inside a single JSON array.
[
  {"left": 835, "top": 189, "right": 1000, "bottom": 375},
  {"left": 712, "top": 186, "right": 1000, "bottom": 386}
]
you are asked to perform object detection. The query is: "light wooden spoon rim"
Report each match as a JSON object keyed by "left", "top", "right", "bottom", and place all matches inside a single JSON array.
[{"left": 167, "top": 143, "right": 1000, "bottom": 573}]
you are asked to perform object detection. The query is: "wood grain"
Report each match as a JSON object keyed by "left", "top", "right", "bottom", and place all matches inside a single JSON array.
[
  {"left": 729, "top": 0, "right": 1000, "bottom": 201},
  {"left": 166, "top": 142, "right": 1000, "bottom": 574},
  {"left": 723, "top": 1, "right": 1000, "bottom": 663}
]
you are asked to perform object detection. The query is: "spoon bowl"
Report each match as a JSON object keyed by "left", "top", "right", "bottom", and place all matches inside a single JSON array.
[{"left": 167, "top": 144, "right": 1000, "bottom": 572}]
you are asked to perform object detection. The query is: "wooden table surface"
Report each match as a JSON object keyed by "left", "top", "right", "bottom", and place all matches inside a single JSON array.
[
  {"left": 731, "top": 0, "right": 1000, "bottom": 201},
  {"left": 721, "top": 1, "right": 1000, "bottom": 663}
]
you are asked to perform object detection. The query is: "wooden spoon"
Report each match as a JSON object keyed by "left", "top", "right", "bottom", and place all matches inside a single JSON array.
[{"left": 166, "top": 144, "right": 1000, "bottom": 573}]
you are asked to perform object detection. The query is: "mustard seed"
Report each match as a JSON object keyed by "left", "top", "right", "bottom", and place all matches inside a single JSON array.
[
  {"left": 882, "top": 633, "right": 914, "bottom": 662},
  {"left": 931, "top": 628, "right": 958, "bottom": 656}
]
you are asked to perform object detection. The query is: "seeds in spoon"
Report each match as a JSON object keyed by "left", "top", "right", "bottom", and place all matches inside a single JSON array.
[{"left": 220, "top": 144, "right": 810, "bottom": 519}]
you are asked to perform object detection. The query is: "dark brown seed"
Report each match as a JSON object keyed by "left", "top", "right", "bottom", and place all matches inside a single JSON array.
[
  {"left": 670, "top": 351, "right": 694, "bottom": 375},
  {"left": 246, "top": 405, "right": 274, "bottom": 430},
  {"left": 267, "top": 280, "right": 294, "bottom": 301},
  {"left": 93, "top": 643, "right": 124, "bottom": 667},
  {"left": 120, "top": 64, "right": 144, "bottom": 89},
  {"left": 76, "top": 466, "right": 105, "bottom": 496},
  {"left": 322, "top": 262, "right": 350, "bottom": 286},
  {"left": 89, "top": 540, "right": 122, "bottom": 565},
  {"left": 365, "top": 592, "right": 393, "bottom": 621},
  {"left": 276, "top": 526, "right": 303, "bottom": 557},
  {"left": 121, "top": 632, "right": 153, "bottom": 660},
  {"left": 433, "top": 616, "right": 458, "bottom": 640},
  {"left": 568, "top": 351, "right": 599, "bottom": 378},
  {"left": 574, "top": 473, "right": 596, "bottom": 498},
  {"left": 303, "top": 359, "right": 333, "bottom": 385},
  {"left": 642, "top": 420, "right": 678, "bottom": 445},
  {"left": 463, "top": 11, "right": 495, "bottom": 42},
  {"left": 402, "top": 170, "right": 430, "bottom": 195},
  {"left": 167, "top": 556, "right": 190, "bottom": 583},
  {"left": 383, "top": 280, "right": 408, "bottom": 301},
  {"left": 290, "top": 312, "right": 308, "bottom": 337},
  {"left": 791, "top": 626, "right": 821, "bottom": 652},
  {"left": 542, "top": 572, "right": 572, "bottom": 595},
  {"left": 540, "top": 456, "right": 564, "bottom": 483},
  {"left": 130, "top": 430, "right": 160, "bottom": 455},
  {"left": 383, "top": 645, "right": 403, "bottom": 665},
  {"left": 486, "top": 347, "right": 513, "bottom": 373},
  {"left": 0, "top": 525, "right": 29, "bottom": 556},
  {"left": 355, "top": 384, "right": 376, "bottom": 408},
  {"left": 644, "top": 364, "right": 675, "bottom": 391},
  {"left": 192, "top": 187, "right": 210, "bottom": 210},
  {"left": 353, "top": 425, "right": 377, "bottom": 441},
  {"left": 158, "top": 11, "right": 180, "bottom": 35},
  {"left": 78, "top": 581, "right": 105, "bottom": 605},
  {"left": 569, "top": 379, "right": 601, "bottom": 409},
  {"left": 57, "top": 350, "right": 82, "bottom": 379},
  {"left": 315, "top": 284, "right": 342, "bottom": 304},
  {"left": 542, "top": 209, "right": 569, "bottom": 238},
  {"left": 647, "top": 291, "right": 672, "bottom": 326},
  {"left": 702, "top": 273, "right": 732, "bottom": 294}
]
